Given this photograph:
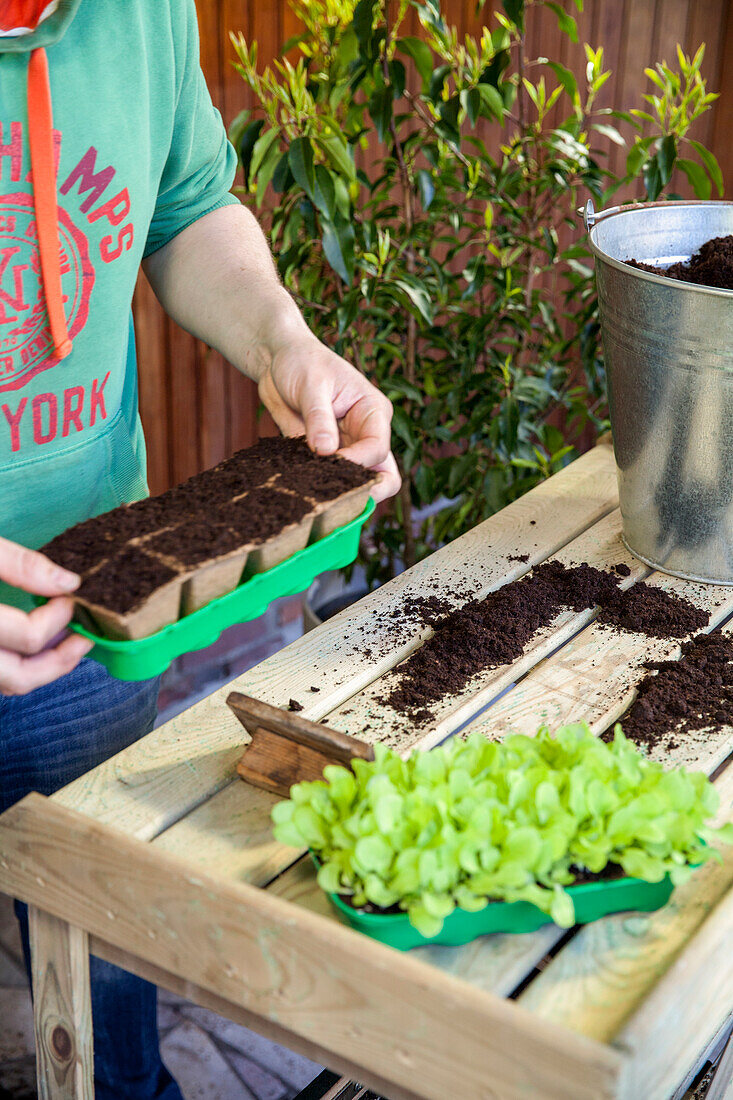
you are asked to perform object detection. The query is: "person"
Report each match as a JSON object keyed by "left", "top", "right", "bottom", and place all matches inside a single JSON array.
[{"left": 0, "top": 1, "right": 399, "bottom": 1097}]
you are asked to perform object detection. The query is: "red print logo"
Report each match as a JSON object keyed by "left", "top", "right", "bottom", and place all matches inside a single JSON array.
[{"left": 0, "top": 192, "right": 94, "bottom": 392}]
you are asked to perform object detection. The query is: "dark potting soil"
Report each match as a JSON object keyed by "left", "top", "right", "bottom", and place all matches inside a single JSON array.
[
  {"left": 508, "top": 553, "right": 530, "bottom": 563},
  {"left": 167, "top": 468, "right": 250, "bottom": 512},
  {"left": 384, "top": 561, "right": 708, "bottom": 719},
  {"left": 77, "top": 547, "right": 179, "bottom": 614},
  {"left": 224, "top": 488, "right": 311, "bottom": 543},
  {"left": 41, "top": 516, "right": 115, "bottom": 575},
  {"left": 42, "top": 435, "right": 371, "bottom": 620},
  {"left": 629, "top": 234, "right": 733, "bottom": 291},
  {"left": 145, "top": 520, "right": 243, "bottom": 566},
  {"left": 41, "top": 503, "right": 169, "bottom": 574},
  {"left": 608, "top": 630, "right": 733, "bottom": 752},
  {"left": 596, "top": 578, "right": 708, "bottom": 638},
  {"left": 227, "top": 435, "right": 373, "bottom": 502}
]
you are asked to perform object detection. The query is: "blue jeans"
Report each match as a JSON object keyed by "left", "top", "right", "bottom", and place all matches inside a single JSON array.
[{"left": 0, "top": 658, "right": 183, "bottom": 1100}]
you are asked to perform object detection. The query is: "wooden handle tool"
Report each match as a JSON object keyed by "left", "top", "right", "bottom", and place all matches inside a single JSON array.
[{"left": 228, "top": 692, "right": 375, "bottom": 798}]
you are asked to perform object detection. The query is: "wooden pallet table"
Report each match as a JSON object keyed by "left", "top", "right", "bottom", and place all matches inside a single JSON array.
[{"left": 1, "top": 441, "right": 732, "bottom": 1100}]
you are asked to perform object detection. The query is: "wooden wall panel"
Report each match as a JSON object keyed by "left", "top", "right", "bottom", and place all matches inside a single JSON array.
[{"left": 134, "top": 0, "right": 732, "bottom": 495}]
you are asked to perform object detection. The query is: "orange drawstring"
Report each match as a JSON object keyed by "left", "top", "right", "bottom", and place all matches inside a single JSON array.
[
  {"left": 0, "top": 1, "right": 52, "bottom": 32},
  {"left": 27, "top": 47, "right": 71, "bottom": 360}
]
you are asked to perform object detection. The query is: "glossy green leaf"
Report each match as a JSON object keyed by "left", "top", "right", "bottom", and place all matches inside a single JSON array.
[
  {"left": 677, "top": 157, "right": 711, "bottom": 200},
  {"left": 313, "top": 164, "right": 336, "bottom": 218},
  {"left": 417, "top": 168, "right": 435, "bottom": 210},
  {"left": 238, "top": 119, "right": 264, "bottom": 185},
  {"left": 397, "top": 35, "right": 433, "bottom": 88},
  {"left": 547, "top": 61, "right": 579, "bottom": 105},
  {"left": 289, "top": 136, "right": 316, "bottom": 201},
  {"left": 545, "top": 2, "right": 578, "bottom": 42},
  {"left": 321, "top": 217, "right": 355, "bottom": 283},
  {"left": 315, "top": 131, "right": 356, "bottom": 181},
  {"left": 690, "top": 139, "right": 724, "bottom": 197},
  {"left": 656, "top": 134, "right": 677, "bottom": 185}
]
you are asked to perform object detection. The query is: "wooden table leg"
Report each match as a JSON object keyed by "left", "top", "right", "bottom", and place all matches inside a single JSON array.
[{"left": 29, "top": 906, "right": 94, "bottom": 1100}]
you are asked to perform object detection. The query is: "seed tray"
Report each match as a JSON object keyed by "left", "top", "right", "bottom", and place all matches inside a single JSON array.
[
  {"left": 66, "top": 497, "right": 375, "bottom": 682},
  {"left": 327, "top": 872, "right": 676, "bottom": 951}
]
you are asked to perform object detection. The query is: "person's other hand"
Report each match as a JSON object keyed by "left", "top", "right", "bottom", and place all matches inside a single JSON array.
[
  {"left": 0, "top": 537, "right": 92, "bottom": 696},
  {"left": 258, "top": 335, "right": 401, "bottom": 503}
]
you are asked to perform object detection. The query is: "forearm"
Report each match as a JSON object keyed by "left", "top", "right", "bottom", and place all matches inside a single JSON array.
[{"left": 142, "top": 203, "right": 311, "bottom": 381}]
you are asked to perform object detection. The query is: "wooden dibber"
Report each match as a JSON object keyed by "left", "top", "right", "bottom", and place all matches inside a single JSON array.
[{"left": 228, "top": 693, "right": 375, "bottom": 798}]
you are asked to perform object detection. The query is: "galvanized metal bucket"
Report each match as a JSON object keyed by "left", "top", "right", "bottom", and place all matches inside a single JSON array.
[{"left": 586, "top": 198, "right": 733, "bottom": 584}]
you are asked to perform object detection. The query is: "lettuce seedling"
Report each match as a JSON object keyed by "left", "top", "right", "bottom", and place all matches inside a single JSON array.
[{"left": 271, "top": 723, "right": 733, "bottom": 937}]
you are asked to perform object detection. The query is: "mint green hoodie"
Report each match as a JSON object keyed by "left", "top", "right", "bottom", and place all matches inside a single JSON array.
[{"left": 0, "top": 0, "right": 237, "bottom": 607}]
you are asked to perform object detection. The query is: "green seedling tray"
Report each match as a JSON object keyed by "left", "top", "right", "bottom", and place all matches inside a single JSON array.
[
  {"left": 327, "top": 873, "right": 675, "bottom": 951},
  {"left": 69, "top": 497, "right": 375, "bottom": 682}
]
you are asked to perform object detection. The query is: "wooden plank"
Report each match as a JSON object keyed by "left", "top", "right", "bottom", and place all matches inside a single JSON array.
[
  {"left": 461, "top": 575, "right": 733, "bottom": 765},
  {"left": 53, "top": 444, "right": 618, "bottom": 840},
  {"left": 706, "top": 1023, "right": 733, "bottom": 1100},
  {"left": 267, "top": 852, "right": 565, "bottom": 1000},
  {"left": 613, "top": 796, "right": 733, "bottom": 1099},
  {"left": 324, "top": 509, "right": 647, "bottom": 753},
  {"left": 133, "top": 273, "right": 170, "bottom": 496},
  {"left": 82, "top": 934, "right": 492, "bottom": 1100},
  {"left": 29, "top": 908, "right": 93, "bottom": 1100},
  {"left": 686, "top": 0, "right": 728, "bottom": 167},
  {"left": 0, "top": 795, "right": 622, "bottom": 1100},
  {"left": 198, "top": 344, "right": 229, "bottom": 470},
  {"left": 710, "top": 1, "right": 733, "bottom": 196},
  {"left": 266, "top": 583, "right": 733, "bottom": 1016},
  {"left": 154, "top": 520, "right": 630, "bottom": 877},
  {"left": 167, "top": 316, "right": 202, "bottom": 484},
  {"left": 518, "top": 760, "right": 733, "bottom": 1043},
  {"left": 153, "top": 511, "right": 648, "bottom": 887}
]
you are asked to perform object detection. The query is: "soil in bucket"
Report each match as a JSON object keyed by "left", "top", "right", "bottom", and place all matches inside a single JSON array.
[{"left": 629, "top": 233, "right": 733, "bottom": 291}]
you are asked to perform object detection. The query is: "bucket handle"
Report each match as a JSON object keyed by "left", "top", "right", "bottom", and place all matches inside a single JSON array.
[
  {"left": 581, "top": 196, "right": 721, "bottom": 232},
  {"left": 581, "top": 198, "right": 626, "bottom": 231}
]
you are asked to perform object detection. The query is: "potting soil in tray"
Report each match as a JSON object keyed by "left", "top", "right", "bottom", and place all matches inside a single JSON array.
[
  {"left": 326, "top": 868, "right": 676, "bottom": 950},
  {"left": 41, "top": 436, "right": 377, "bottom": 643},
  {"left": 63, "top": 497, "right": 376, "bottom": 682},
  {"left": 629, "top": 233, "right": 733, "bottom": 291},
  {"left": 382, "top": 561, "right": 709, "bottom": 722}
]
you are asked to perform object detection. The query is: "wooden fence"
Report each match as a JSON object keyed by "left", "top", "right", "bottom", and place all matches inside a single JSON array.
[{"left": 135, "top": 0, "right": 733, "bottom": 495}]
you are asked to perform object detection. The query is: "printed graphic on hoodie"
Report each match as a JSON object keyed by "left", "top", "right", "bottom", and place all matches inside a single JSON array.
[{"left": 0, "top": 136, "right": 133, "bottom": 394}]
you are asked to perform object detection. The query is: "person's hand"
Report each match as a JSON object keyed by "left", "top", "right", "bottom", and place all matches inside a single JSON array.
[
  {"left": 258, "top": 334, "right": 401, "bottom": 503},
  {"left": 0, "top": 537, "right": 93, "bottom": 696}
]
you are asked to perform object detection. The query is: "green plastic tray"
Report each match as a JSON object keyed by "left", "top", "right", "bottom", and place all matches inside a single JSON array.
[
  {"left": 327, "top": 873, "right": 675, "bottom": 950},
  {"left": 69, "top": 497, "right": 375, "bottom": 682}
]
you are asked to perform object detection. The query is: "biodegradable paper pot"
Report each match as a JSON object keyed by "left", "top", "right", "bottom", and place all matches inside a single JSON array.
[
  {"left": 65, "top": 498, "right": 375, "bottom": 681},
  {"left": 327, "top": 873, "right": 676, "bottom": 951}
]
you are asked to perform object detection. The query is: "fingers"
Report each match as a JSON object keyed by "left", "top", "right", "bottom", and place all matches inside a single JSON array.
[
  {"left": 368, "top": 452, "right": 402, "bottom": 503},
  {"left": 0, "top": 596, "right": 77, "bottom": 656},
  {"left": 337, "top": 395, "right": 393, "bottom": 470},
  {"left": 0, "top": 631, "right": 93, "bottom": 696},
  {"left": 258, "top": 372, "right": 306, "bottom": 439},
  {"left": 0, "top": 535, "right": 80, "bottom": 597},
  {"left": 300, "top": 381, "right": 340, "bottom": 455},
  {"left": 263, "top": 344, "right": 399, "bottom": 500}
]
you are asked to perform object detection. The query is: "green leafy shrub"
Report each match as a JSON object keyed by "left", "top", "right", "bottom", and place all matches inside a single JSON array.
[
  {"left": 231, "top": 1, "right": 721, "bottom": 585},
  {"left": 271, "top": 723, "right": 733, "bottom": 936}
]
